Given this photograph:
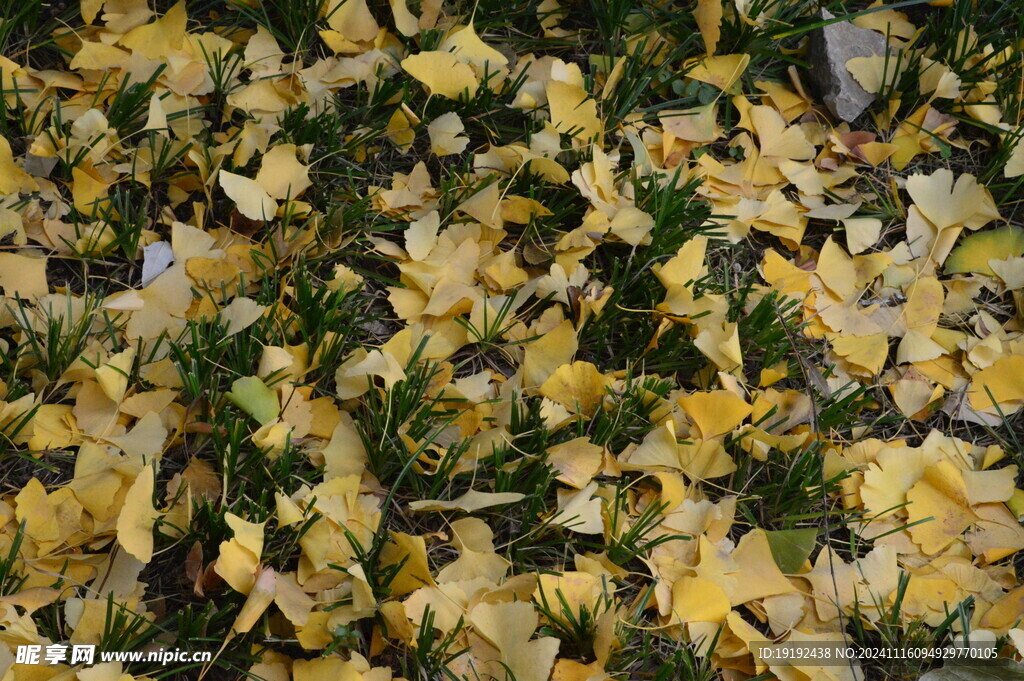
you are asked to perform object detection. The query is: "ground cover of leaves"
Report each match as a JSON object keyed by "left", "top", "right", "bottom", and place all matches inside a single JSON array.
[{"left": 2, "top": 0, "right": 1024, "bottom": 679}]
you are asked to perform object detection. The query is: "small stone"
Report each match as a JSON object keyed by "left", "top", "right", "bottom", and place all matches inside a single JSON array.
[
  {"left": 805, "top": 9, "right": 887, "bottom": 122},
  {"left": 23, "top": 153, "right": 58, "bottom": 178}
]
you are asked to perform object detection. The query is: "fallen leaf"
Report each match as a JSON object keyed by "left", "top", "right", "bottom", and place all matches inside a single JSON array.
[
  {"left": 116, "top": 467, "right": 158, "bottom": 563},
  {"left": 220, "top": 171, "right": 278, "bottom": 221},
  {"left": 409, "top": 490, "right": 525, "bottom": 512},
  {"left": 402, "top": 52, "right": 479, "bottom": 100},
  {"left": 227, "top": 376, "right": 280, "bottom": 425}
]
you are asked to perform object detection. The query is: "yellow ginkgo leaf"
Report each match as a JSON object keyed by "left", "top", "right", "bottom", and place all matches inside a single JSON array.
[
  {"left": 256, "top": 144, "right": 312, "bottom": 200},
  {"left": 906, "top": 168, "right": 999, "bottom": 232},
  {"left": 672, "top": 576, "right": 730, "bottom": 624},
  {"left": 903, "top": 275, "right": 943, "bottom": 336},
  {"left": 390, "top": 0, "right": 420, "bottom": 36},
  {"left": 945, "top": 225, "right": 1024, "bottom": 276},
  {"left": 95, "top": 348, "right": 135, "bottom": 403},
  {"left": 622, "top": 421, "right": 679, "bottom": 470},
  {"left": 409, "top": 489, "right": 525, "bottom": 512},
  {"left": 0, "top": 135, "right": 38, "bottom": 194},
  {"left": 980, "top": 586, "right": 1024, "bottom": 631},
  {"left": 437, "top": 517, "right": 510, "bottom": 583},
  {"left": 846, "top": 55, "right": 905, "bottom": 95},
  {"left": 215, "top": 514, "right": 265, "bottom": 594},
  {"left": 116, "top": 467, "right": 158, "bottom": 563},
  {"left": 609, "top": 206, "right": 655, "bottom": 245},
  {"left": 694, "top": 0, "right": 722, "bottom": 55},
  {"left": 220, "top": 171, "right": 278, "bottom": 221},
  {"left": 470, "top": 601, "right": 560, "bottom": 681},
  {"left": 15, "top": 478, "right": 59, "bottom": 542},
  {"left": 844, "top": 217, "right": 883, "bottom": 254},
  {"left": 379, "top": 532, "right": 435, "bottom": 596},
  {"left": 906, "top": 461, "right": 978, "bottom": 555},
  {"left": 655, "top": 236, "right": 708, "bottom": 289},
  {"left": 401, "top": 52, "right": 479, "bottom": 100},
  {"left": 547, "top": 80, "right": 601, "bottom": 140},
  {"left": 405, "top": 210, "right": 440, "bottom": 261},
  {"left": 335, "top": 349, "right": 407, "bottom": 399},
  {"left": 687, "top": 53, "right": 749, "bottom": 93},
  {"left": 80, "top": 0, "right": 102, "bottom": 25},
  {"left": 694, "top": 320, "right": 742, "bottom": 373},
  {"left": 678, "top": 439, "right": 737, "bottom": 480},
  {"left": 678, "top": 390, "right": 751, "bottom": 439},
  {"left": 501, "top": 196, "right": 552, "bottom": 224},
  {"left": 859, "top": 445, "right": 936, "bottom": 519},
  {"left": 220, "top": 298, "right": 267, "bottom": 336},
  {"left": 142, "top": 94, "right": 168, "bottom": 134},
  {"left": 1005, "top": 137, "right": 1024, "bottom": 178},
  {"left": 539, "top": 361, "right": 610, "bottom": 415},
  {"left": 749, "top": 106, "right": 815, "bottom": 160},
  {"left": 552, "top": 481, "right": 606, "bottom": 532},
  {"left": 427, "top": 112, "right": 469, "bottom": 156},
  {"left": 522, "top": 320, "right": 579, "bottom": 388},
  {"left": 274, "top": 571, "right": 315, "bottom": 628},
  {"left": 324, "top": 0, "right": 379, "bottom": 42},
  {"left": 71, "top": 166, "right": 110, "bottom": 214},
  {"left": 546, "top": 437, "right": 603, "bottom": 489},
  {"left": 232, "top": 566, "right": 277, "bottom": 635},
  {"left": 830, "top": 333, "right": 889, "bottom": 376},
  {"left": 438, "top": 24, "right": 508, "bottom": 70},
  {"left": 535, "top": 571, "right": 604, "bottom": 624},
  {"left": 320, "top": 416, "right": 368, "bottom": 481},
  {"left": 969, "top": 355, "right": 1024, "bottom": 414},
  {"left": 661, "top": 105, "right": 722, "bottom": 144},
  {"left": 0, "top": 253, "right": 48, "bottom": 299},
  {"left": 118, "top": 0, "right": 187, "bottom": 60},
  {"left": 386, "top": 106, "right": 417, "bottom": 152},
  {"left": 69, "top": 40, "right": 129, "bottom": 70}
]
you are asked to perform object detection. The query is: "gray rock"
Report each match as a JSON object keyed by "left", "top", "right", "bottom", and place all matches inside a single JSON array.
[
  {"left": 23, "top": 153, "right": 58, "bottom": 178},
  {"left": 805, "top": 9, "right": 887, "bottom": 122}
]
